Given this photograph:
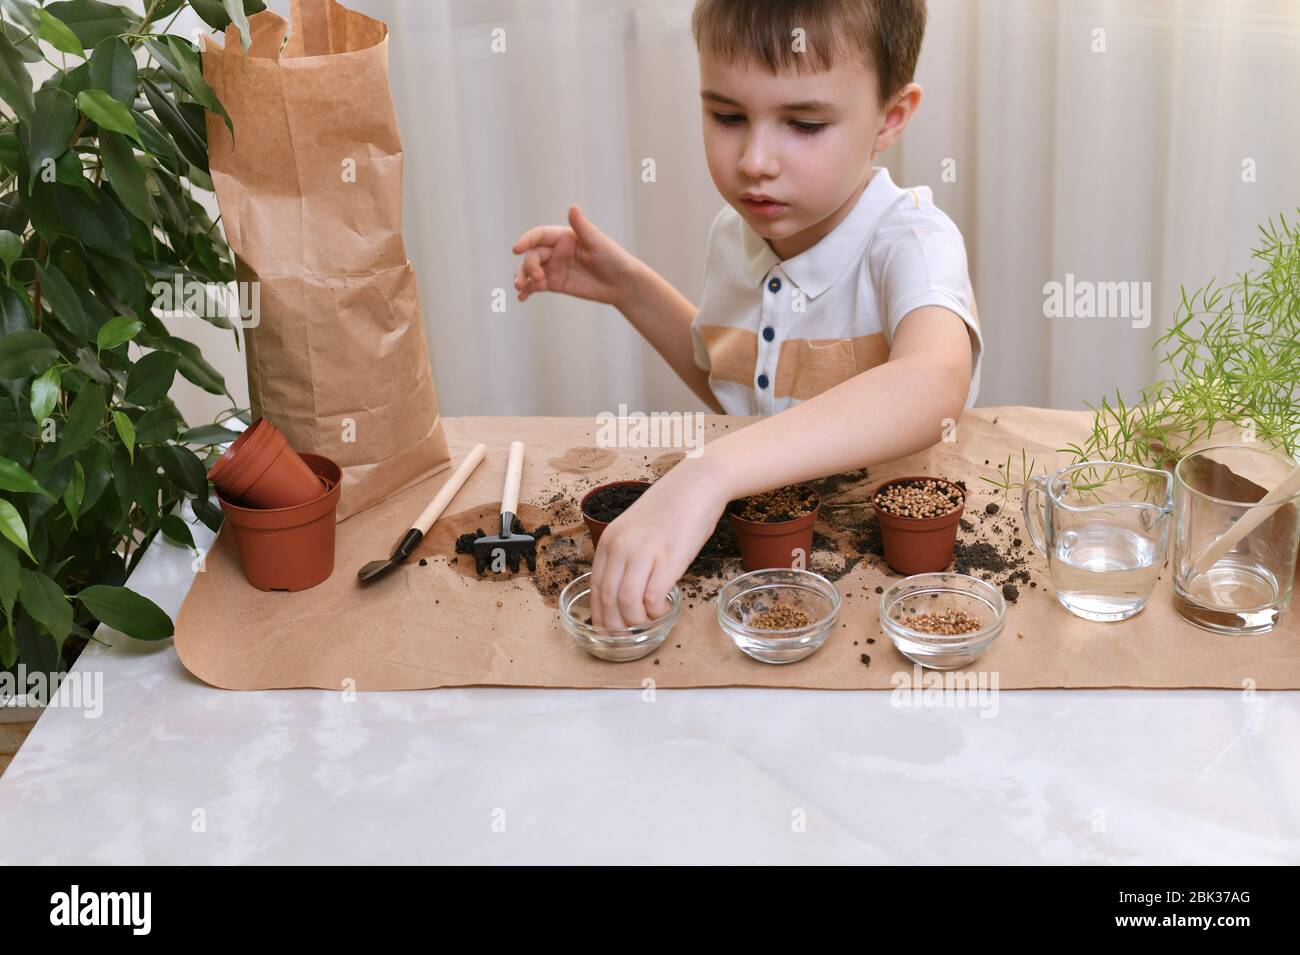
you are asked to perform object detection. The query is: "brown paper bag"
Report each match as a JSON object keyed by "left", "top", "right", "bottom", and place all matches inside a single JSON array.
[{"left": 202, "top": 0, "right": 450, "bottom": 520}]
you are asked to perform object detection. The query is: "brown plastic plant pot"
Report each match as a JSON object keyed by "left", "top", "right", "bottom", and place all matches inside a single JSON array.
[
  {"left": 207, "top": 417, "right": 324, "bottom": 509},
  {"left": 727, "top": 493, "right": 821, "bottom": 572},
  {"left": 218, "top": 453, "right": 341, "bottom": 592},
  {"left": 872, "top": 475, "right": 966, "bottom": 575},
  {"left": 580, "top": 480, "right": 653, "bottom": 549}
]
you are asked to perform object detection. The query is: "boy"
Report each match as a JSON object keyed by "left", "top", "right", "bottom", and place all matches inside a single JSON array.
[{"left": 512, "top": 0, "right": 981, "bottom": 628}]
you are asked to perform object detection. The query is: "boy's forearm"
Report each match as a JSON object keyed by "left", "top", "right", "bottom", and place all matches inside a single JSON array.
[
  {"left": 615, "top": 261, "right": 721, "bottom": 412},
  {"left": 696, "top": 354, "right": 968, "bottom": 500}
]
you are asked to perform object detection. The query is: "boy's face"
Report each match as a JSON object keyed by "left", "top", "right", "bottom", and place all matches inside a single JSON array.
[{"left": 699, "top": 51, "right": 906, "bottom": 259}]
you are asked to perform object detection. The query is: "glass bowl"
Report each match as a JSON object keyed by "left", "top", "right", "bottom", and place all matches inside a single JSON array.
[
  {"left": 716, "top": 568, "right": 842, "bottom": 664},
  {"left": 879, "top": 573, "right": 1006, "bottom": 669},
  {"left": 558, "top": 572, "right": 681, "bottom": 661}
]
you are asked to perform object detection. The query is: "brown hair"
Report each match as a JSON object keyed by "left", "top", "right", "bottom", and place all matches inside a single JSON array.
[{"left": 691, "top": 0, "right": 927, "bottom": 104}]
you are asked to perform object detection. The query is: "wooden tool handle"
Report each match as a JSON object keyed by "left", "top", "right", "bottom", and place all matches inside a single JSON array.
[
  {"left": 1191, "top": 459, "right": 1300, "bottom": 576},
  {"left": 413, "top": 443, "right": 488, "bottom": 535},
  {"left": 501, "top": 441, "right": 524, "bottom": 516}
]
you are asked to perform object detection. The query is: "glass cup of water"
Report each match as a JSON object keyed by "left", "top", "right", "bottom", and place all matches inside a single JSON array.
[
  {"left": 1172, "top": 445, "right": 1300, "bottom": 634},
  {"left": 1022, "top": 461, "right": 1173, "bottom": 622}
]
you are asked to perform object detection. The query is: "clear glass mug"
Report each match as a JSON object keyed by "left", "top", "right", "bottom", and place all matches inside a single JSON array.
[
  {"left": 1022, "top": 461, "right": 1174, "bottom": 621},
  {"left": 1172, "top": 445, "right": 1300, "bottom": 634}
]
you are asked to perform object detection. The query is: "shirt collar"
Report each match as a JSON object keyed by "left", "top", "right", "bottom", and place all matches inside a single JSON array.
[{"left": 741, "top": 166, "right": 906, "bottom": 298}]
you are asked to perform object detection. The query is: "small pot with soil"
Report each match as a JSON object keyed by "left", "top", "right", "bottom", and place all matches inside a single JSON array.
[
  {"left": 726, "top": 483, "right": 821, "bottom": 572},
  {"left": 218, "top": 453, "right": 342, "bottom": 592},
  {"left": 581, "top": 480, "right": 652, "bottom": 548},
  {"left": 872, "top": 476, "right": 965, "bottom": 574}
]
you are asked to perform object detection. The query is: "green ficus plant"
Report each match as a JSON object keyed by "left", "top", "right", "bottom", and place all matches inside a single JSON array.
[{"left": 0, "top": 0, "right": 261, "bottom": 680}]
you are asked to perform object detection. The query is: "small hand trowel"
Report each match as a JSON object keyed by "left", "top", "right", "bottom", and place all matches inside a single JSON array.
[
  {"left": 472, "top": 441, "right": 536, "bottom": 574},
  {"left": 357, "top": 442, "right": 488, "bottom": 584}
]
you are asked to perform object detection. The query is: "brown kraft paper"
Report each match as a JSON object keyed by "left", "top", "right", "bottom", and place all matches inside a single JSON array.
[
  {"left": 202, "top": 0, "right": 450, "bottom": 520},
  {"left": 173, "top": 408, "right": 1300, "bottom": 692}
]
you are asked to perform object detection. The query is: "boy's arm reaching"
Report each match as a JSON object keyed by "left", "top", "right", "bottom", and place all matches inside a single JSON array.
[
  {"left": 588, "top": 305, "right": 973, "bottom": 629},
  {"left": 613, "top": 260, "right": 722, "bottom": 413}
]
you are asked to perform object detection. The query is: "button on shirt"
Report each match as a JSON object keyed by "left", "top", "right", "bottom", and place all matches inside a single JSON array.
[{"left": 691, "top": 166, "right": 983, "bottom": 416}]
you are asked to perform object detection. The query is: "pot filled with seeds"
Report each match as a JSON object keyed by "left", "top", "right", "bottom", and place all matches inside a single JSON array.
[{"left": 872, "top": 476, "right": 966, "bottom": 574}]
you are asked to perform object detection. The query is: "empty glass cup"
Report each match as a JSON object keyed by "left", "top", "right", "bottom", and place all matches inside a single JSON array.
[
  {"left": 1022, "top": 461, "right": 1173, "bottom": 621},
  {"left": 1172, "top": 445, "right": 1300, "bottom": 634}
]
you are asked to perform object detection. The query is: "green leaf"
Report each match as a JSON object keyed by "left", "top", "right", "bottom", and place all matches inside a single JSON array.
[
  {"left": 76, "top": 584, "right": 173, "bottom": 640},
  {"left": 124, "top": 350, "right": 177, "bottom": 406},
  {"left": 111, "top": 409, "right": 134, "bottom": 461},
  {"left": 0, "top": 329, "right": 58, "bottom": 379},
  {"left": 0, "top": 0, "right": 41, "bottom": 36},
  {"left": 25, "top": 87, "right": 78, "bottom": 191},
  {"left": 38, "top": 8, "right": 85, "bottom": 57},
  {"left": 18, "top": 568, "right": 72, "bottom": 641},
  {"left": 0, "top": 27, "right": 34, "bottom": 122},
  {"left": 132, "top": 406, "right": 178, "bottom": 444},
  {"left": 44, "top": 1, "right": 135, "bottom": 49},
  {"left": 159, "top": 512, "right": 193, "bottom": 548},
  {"left": 63, "top": 459, "right": 84, "bottom": 525},
  {"left": 141, "top": 78, "right": 207, "bottom": 172},
  {"left": 96, "top": 314, "right": 142, "bottom": 351},
  {"left": 24, "top": 177, "right": 132, "bottom": 260},
  {"left": 180, "top": 423, "right": 240, "bottom": 446},
  {"left": 0, "top": 454, "right": 54, "bottom": 499},
  {"left": 78, "top": 441, "right": 110, "bottom": 512},
  {"left": 0, "top": 498, "right": 35, "bottom": 561},
  {"left": 146, "top": 36, "right": 231, "bottom": 135},
  {"left": 76, "top": 89, "right": 143, "bottom": 145},
  {"left": 0, "top": 228, "right": 21, "bottom": 270},
  {"left": 0, "top": 537, "right": 18, "bottom": 619},
  {"left": 157, "top": 443, "right": 206, "bottom": 495},
  {"left": 163, "top": 335, "right": 226, "bottom": 395},
  {"left": 0, "top": 284, "right": 33, "bottom": 336},
  {"left": 221, "top": 0, "right": 252, "bottom": 54},
  {"left": 0, "top": 21, "right": 40, "bottom": 64},
  {"left": 30, "top": 366, "right": 60, "bottom": 424},
  {"left": 54, "top": 383, "right": 104, "bottom": 462},
  {"left": 88, "top": 36, "right": 137, "bottom": 105},
  {"left": 132, "top": 108, "right": 179, "bottom": 173},
  {"left": 34, "top": 263, "right": 93, "bottom": 338},
  {"left": 98, "top": 129, "right": 157, "bottom": 226}
]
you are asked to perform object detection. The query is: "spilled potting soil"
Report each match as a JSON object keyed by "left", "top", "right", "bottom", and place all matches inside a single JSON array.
[{"left": 416, "top": 450, "right": 1036, "bottom": 611}]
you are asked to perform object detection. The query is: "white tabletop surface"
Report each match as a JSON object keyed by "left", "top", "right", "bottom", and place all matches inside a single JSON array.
[{"left": 1, "top": 521, "right": 1297, "bottom": 865}]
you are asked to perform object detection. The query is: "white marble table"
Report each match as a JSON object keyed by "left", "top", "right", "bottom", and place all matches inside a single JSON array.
[{"left": 1, "top": 521, "right": 1297, "bottom": 865}]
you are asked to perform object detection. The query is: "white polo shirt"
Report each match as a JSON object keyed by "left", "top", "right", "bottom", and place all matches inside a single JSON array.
[{"left": 691, "top": 166, "right": 983, "bottom": 416}]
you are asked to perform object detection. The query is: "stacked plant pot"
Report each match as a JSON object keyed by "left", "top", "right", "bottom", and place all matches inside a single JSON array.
[{"left": 207, "top": 419, "right": 341, "bottom": 591}]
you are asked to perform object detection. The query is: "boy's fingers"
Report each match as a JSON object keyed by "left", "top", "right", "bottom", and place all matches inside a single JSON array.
[
  {"left": 567, "top": 204, "right": 607, "bottom": 248},
  {"left": 596, "top": 556, "right": 628, "bottom": 631},
  {"left": 512, "top": 225, "right": 568, "bottom": 254},
  {"left": 590, "top": 543, "right": 614, "bottom": 629},
  {"left": 616, "top": 552, "right": 656, "bottom": 628},
  {"left": 644, "top": 560, "right": 675, "bottom": 619}
]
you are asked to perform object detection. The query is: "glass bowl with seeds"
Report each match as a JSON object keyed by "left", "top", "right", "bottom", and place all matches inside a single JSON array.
[
  {"left": 879, "top": 573, "right": 1007, "bottom": 669},
  {"left": 716, "top": 568, "right": 842, "bottom": 664}
]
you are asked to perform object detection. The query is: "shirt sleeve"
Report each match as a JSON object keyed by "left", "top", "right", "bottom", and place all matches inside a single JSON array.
[{"left": 867, "top": 205, "right": 984, "bottom": 406}]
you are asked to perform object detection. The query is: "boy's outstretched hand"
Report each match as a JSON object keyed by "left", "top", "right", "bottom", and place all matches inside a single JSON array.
[
  {"left": 513, "top": 204, "right": 639, "bottom": 306},
  {"left": 588, "top": 456, "right": 728, "bottom": 629}
]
